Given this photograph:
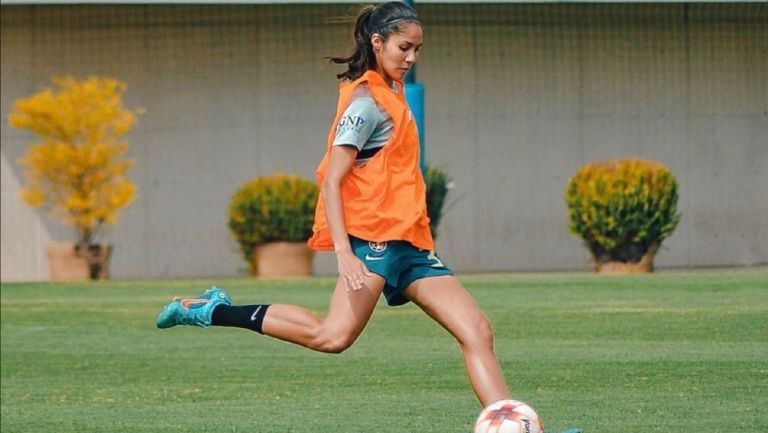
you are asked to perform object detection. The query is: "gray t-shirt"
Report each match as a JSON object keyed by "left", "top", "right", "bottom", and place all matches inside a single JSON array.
[{"left": 333, "top": 84, "right": 394, "bottom": 166}]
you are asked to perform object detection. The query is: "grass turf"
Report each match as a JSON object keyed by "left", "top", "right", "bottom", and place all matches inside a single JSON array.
[{"left": 1, "top": 269, "right": 766, "bottom": 432}]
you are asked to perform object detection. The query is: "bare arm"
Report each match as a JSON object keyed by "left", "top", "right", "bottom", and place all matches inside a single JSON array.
[{"left": 322, "top": 146, "right": 373, "bottom": 291}]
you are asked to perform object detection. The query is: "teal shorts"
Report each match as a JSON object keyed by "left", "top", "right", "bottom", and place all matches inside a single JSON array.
[{"left": 349, "top": 236, "right": 454, "bottom": 306}]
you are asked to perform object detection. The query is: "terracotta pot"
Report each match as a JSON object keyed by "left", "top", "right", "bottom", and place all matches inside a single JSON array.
[
  {"left": 594, "top": 243, "right": 658, "bottom": 275},
  {"left": 46, "top": 243, "right": 112, "bottom": 281},
  {"left": 253, "top": 241, "right": 313, "bottom": 278}
]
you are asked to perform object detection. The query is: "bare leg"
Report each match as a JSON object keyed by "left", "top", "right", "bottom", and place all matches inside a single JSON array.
[
  {"left": 261, "top": 274, "right": 385, "bottom": 354},
  {"left": 404, "top": 275, "right": 510, "bottom": 406}
]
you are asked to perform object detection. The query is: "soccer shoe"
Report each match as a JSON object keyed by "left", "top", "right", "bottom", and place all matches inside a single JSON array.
[
  {"left": 156, "top": 286, "right": 232, "bottom": 329},
  {"left": 196, "top": 286, "right": 232, "bottom": 305}
]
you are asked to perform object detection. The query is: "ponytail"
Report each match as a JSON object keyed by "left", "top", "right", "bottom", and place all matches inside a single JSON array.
[
  {"left": 329, "top": 2, "right": 421, "bottom": 81},
  {"left": 329, "top": 6, "right": 377, "bottom": 82}
]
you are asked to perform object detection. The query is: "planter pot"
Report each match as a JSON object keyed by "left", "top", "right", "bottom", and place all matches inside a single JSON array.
[
  {"left": 593, "top": 243, "right": 658, "bottom": 275},
  {"left": 46, "top": 243, "right": 112, "bottom": 281},
  {"left": 253, "top": 241, "right": 314, "bottom": 278}
]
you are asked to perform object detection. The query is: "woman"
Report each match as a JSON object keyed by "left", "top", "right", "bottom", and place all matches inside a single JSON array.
[{"left": 157, "top": 1, "right": 511, "bottom": 407}]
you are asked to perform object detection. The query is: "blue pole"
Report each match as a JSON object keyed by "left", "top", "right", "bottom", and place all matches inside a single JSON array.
[
  {"left": 402, "top": 0, "right": 426, "bottom": 174},
  {"left": 405, "top": 82, "right": 425, "bottom": 173}
]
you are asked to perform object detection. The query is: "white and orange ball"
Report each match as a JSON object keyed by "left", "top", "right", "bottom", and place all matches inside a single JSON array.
[{"left": 473, "top": 399, "right": 543, "bottom": 433}]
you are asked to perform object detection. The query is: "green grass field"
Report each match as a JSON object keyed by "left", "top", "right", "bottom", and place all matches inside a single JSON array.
[{"left": 1, "top": 269, "right": 767, "bottom": 433}]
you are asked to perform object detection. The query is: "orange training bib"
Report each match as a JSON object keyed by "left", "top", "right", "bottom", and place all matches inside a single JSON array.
[{"left": 307, "top": 70, "right": 434, "bottom": 251}]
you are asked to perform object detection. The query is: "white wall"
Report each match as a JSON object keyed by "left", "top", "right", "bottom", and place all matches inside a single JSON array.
[{"left": 1, "top": 4, "right": 766, "bottom": 281}]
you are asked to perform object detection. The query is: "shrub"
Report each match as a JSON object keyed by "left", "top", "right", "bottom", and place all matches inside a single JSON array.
[
  {"left": 565, "top": 158, "right": 681, "bottom": 264},
  {"left": 9, "top": 76, "right": 141, "bottom": 251},
  {"left": 228, "top": 173, "right": 318, "bottom": 266},
  {"left": 424, "top": 164, "right": 451, "bottom": 239}
]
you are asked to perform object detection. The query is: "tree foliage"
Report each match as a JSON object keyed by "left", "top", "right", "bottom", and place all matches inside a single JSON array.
[
  {"left": 423, "top": 164, "right": 451, "bottom": 239},
  {"left": 10, "top": 76, "right": 141, "bottom": 248}
]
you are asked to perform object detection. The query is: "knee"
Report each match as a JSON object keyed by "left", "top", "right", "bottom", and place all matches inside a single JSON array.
[
  {"left": 461, "top": 314, "right": 495, "bottom": 351},
  {"left": 312, "top": 331, "right": 356, "bottom": 354},
  {"left": 320, "top": 337, "right": 354, "bottom": 354}
]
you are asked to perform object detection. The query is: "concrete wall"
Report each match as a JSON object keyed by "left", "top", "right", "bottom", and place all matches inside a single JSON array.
[{"left": 2, "top": 4, "right": 766, "bottom": 281}]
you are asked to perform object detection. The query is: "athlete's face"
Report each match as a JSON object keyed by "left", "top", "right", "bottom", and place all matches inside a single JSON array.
[{"left": 372, "top": 22, "right": 423, "bottom": 84}]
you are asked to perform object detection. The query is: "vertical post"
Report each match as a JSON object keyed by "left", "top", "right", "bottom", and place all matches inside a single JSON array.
[{"left": 402, "top": 0, "right": 426, "bottom": 174}]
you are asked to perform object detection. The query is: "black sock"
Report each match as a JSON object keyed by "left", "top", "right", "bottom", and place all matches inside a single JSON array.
[{"left": 211, "top": 304, "right": 270, "bottom": 334}]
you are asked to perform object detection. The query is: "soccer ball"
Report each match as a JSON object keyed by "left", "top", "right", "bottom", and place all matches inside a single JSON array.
[{"left": 473, "top": 399, "right": 543, "bottom": 433}]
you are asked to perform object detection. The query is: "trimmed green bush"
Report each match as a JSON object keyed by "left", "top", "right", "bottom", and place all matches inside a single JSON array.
[
  {"left": 424, "top": 164, "right": 451, "bottom": 239},
  {"left": 228, "top": 173, "right": 318, "bottom": 265},
  {"left": 565, "top": 158, "right": 681, "bottom": 263}
]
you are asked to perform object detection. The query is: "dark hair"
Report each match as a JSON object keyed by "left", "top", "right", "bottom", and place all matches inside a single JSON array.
[{"left": 329, "top": 2, "right": 421, "bottom": 81}]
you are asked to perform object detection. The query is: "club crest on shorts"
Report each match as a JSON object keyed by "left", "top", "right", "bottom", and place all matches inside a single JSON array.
[{"left": 368, "top": 241, "right": 387, "bottom": 252}]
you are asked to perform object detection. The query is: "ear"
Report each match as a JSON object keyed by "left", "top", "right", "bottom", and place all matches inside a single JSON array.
[{"left": 371, "top": 33, "right": 384, "bottom": 52}]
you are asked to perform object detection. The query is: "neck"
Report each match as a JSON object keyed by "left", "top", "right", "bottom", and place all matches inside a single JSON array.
[{"left": 372, "top": 67, "right": 394, "bottom": 88}]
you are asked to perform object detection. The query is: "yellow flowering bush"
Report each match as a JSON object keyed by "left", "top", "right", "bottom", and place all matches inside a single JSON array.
[
  {"left": 228, "top": 173, "right": 318, "bottom": 267},
  {"left": 10, "top": 76, "right": 141, "bottom": 250},
  {"left": 565, "top": 158, "right": 681, "bottom": 264}
]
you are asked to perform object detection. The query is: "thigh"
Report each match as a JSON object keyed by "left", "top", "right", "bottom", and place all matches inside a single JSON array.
[
  {"left": 403, "top": 275, "right": 489, "bottom": 343},
  {"left": 323, "top": 273, "right": 387, "bottom": 338}
]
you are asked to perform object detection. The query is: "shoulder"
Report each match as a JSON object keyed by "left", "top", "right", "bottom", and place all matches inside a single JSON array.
[
  {"left": 350, "top": 83, "right": 373, "bottom": 102},
  {"left": 344, "top": 84, "right": 382, "bottom": 118}
]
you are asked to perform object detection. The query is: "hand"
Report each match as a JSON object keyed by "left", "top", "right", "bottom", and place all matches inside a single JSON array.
[{"left": 336, "top": 250, "right": 373, "bottom": 292}]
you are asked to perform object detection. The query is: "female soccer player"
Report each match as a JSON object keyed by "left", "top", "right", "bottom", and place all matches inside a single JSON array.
[{"left": 157, "top": 1, "right": 511, "bottom": 407}]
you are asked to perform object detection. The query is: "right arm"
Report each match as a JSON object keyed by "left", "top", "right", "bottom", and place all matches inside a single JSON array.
[{"left": 322, "top": 145, "right": 373, "bottom": 292}]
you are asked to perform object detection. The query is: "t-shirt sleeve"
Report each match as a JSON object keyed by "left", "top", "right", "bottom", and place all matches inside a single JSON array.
[{"left": 332, "top": 95, "right": 382, "bottom": 151}]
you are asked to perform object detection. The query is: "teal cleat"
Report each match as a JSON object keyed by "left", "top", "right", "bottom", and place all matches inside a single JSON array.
[
  {"left": 156, "top": 286, "right": 232, "bottom": 329},
  {"left": 198, "top": 286, "right": 232, "bottom": 305}
]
